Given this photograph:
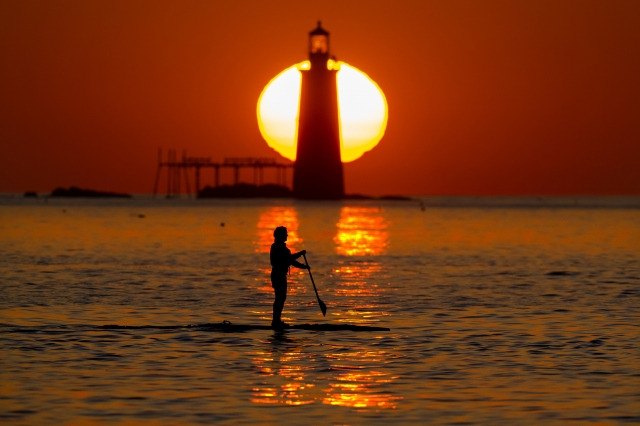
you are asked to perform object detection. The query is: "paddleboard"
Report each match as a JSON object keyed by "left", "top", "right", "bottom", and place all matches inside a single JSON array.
[{"left": 100, "top": 321, "right": 390, "bottom": 332}]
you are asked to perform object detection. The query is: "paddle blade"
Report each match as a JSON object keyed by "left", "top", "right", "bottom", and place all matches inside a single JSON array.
[{"left": 319, "top": 298, "right": 327, "bottom": 316}]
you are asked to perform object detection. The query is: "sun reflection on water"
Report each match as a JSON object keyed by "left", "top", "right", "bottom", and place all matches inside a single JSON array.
[
  {"left": 251, "top": 339, "right": 402, "bottom": 410},
  {"left": 251, "top": 340, "right": 318, "bottom": 406},
  {"left": 321, "top": 345, "right": 401, "bottom": 409},
  {"left": 323, "top": 370, "right": 402, "bottom": 409},
  {"left": 334, "top": 206, "right": 389, "bottom": 256},
  {"left": 332, "top": 261, "right": 391, "bottom": 325},
  {"left": 250, "top": 204, "right": 400, "bottom": 410},
  {"left": 332, "top": 207, "right": 391, "bottom": 324},
  {"left": 254, "top": 206, "right": 302, "bottom": 254}
]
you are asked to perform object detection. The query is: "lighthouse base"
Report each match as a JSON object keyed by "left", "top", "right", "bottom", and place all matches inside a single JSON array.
[{"left": 293, "top": 160, "right": 344, "bottom": 200}]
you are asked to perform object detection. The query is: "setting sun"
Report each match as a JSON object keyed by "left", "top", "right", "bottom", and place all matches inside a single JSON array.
[{"left": 257, "top": 61, "right": 388, "bottom": 163}]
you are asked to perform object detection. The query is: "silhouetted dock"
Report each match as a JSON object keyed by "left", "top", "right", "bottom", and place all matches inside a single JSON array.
[{"left": 153, "top": 149, "right": 293, "bottom": 198}]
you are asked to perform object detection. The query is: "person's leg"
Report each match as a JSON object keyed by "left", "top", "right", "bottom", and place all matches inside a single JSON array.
[
  {"left": 272, "top": 288, "right": 285, "bottom": 325},
  {"left": 272, "top": 277, "right": 287, "bottom": 326}
]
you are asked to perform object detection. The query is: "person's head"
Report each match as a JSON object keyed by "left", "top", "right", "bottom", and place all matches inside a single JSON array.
[{"left": 273, "top": 226, "right": 288, "bottom": 242}]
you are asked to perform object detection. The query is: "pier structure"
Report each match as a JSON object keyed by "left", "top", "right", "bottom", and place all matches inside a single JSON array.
[{"left": 153, "top": 149, "right": 293, "bottom": 198}]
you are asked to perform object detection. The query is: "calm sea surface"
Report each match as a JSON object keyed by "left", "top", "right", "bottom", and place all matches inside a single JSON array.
[{"left": 1, "top": 196, "right": 639, "bottom": 424}]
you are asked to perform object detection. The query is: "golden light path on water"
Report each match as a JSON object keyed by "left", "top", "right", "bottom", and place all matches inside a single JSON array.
[
  {"left": 252, "top": 205, "right": 399, "bottom": 409},
  {"left": 334, "top": 206, "right": 389, "bottom": 256},
  {"left": 257, "top": 61, "right": 388, "bottom": 162}
]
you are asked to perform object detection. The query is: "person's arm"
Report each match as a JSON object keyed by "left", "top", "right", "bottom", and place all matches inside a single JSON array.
[
  {"left": 290, "top": 250, "right": 308, "bottom": 269},
  {"left": 291, "top": 259, "right": 308, "bottom": 269}
]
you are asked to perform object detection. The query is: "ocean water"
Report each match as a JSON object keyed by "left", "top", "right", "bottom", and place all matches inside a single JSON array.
[{"left": 1, "top": 196, "right": 639, "bottom": 424}]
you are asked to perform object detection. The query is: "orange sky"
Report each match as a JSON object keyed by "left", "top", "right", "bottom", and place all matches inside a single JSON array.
[{"left": 1, "top": 0, "right": 639, "bottom": 196}]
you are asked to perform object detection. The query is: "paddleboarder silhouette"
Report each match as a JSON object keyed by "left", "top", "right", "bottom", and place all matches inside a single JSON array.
[{"left": 270, "top": 226, "right": 308, "bottom": 329}]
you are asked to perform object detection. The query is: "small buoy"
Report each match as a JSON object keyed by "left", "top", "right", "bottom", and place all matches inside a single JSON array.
[{"left": 220, "top": 222, "right": 225, "bottom": 227}]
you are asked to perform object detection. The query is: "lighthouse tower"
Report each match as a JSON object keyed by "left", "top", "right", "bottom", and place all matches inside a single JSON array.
[{"left": 293, "top": 21, "right": 344, "bottom": 199}]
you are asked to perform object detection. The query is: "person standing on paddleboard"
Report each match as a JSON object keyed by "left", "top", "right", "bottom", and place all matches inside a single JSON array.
[{"left": 270, "top": 226, "right": 308, "bottom": 329}]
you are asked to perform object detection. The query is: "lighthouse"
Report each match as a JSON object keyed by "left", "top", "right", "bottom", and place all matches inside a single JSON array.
[{"left": 293, "top": 21, "right": 344, "bottom": 199}]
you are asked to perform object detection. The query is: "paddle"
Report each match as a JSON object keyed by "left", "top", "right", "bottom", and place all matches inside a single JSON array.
[{"left": 302, "top": 253, "right": 327, "bottom": 316}]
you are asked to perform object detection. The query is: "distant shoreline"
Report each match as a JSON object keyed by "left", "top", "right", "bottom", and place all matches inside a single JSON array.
[
  {"left": 28, "top": 186, "right": 133, "bottom": 198},
  {"left": 18, "top": 184, "right": 413, "bottom": 201},
  {"left": 6, "top": 190, "right": 640, "bottom": 208}
]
